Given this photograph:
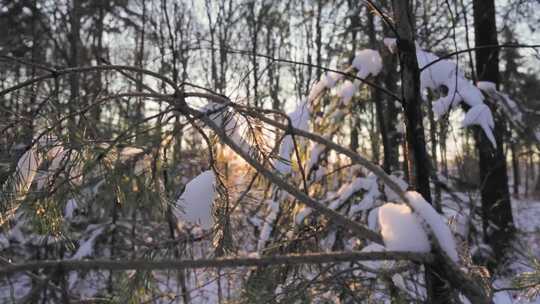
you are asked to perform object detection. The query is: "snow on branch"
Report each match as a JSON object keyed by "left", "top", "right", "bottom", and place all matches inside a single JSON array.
[
  {"left": 191, "top": 105, "right": 384, "bottom": 244},
  {"left": 308, "top": 49, "right": 383, "bottom": 104},
  {"left": 70, "top": 225, "right": 105, "bottom": 260},
  {"left": 11, "top": 147, "right": 42, "bottom": 198},
  {"left": 64, "top": 199, "right": 78, "bottom": 220},
  {"left": 384, "top": 38, "right": 497, "bottom": 147},
  {"left": 2, "top": 135, "right": 83, "bottom": 202},
  {"left": 352, "top": 49, "right": 383, "bottom": 79},
  {"left": 419, "top": 49, "right": 497, "bottom": 146},
  {"left": 173, "top": 170, "right": 216, "bottom": 230},
  {"left": 338, "top": 80, "right": 359, "bottom": 105},
  {"left": 378, "top": 192, "right": 459, "bottom": 263},
  {"left": 275, "top": 100, "right": 311, "bottom": 175},
  {"left": 405, "top": 191, "right": 459, "bottom": 262},
  {"left": 308, "top": 72, "right": 343, "bottom": 101},
  {"left": 329, "top": 175, "right": 375, "bottom": 211},
  {"left": 416, "top": 48, "right": 496, "bottom": 147},
  {"left": 379, "top": 203, "right": 431, "bottom": 253},
  {"left": 201, "top": 102, "right": 252, "bottom": 156},
  {"left": 477, "top": 81, "right": 534, "bottom": 140},
  {"left": 461, "top": 104, "right": 496, "bottom": 146}
]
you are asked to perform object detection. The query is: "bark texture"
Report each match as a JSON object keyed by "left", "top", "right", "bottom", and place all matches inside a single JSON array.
[{"left": 473, "top": 0, "right": 515, "bottom": 264}]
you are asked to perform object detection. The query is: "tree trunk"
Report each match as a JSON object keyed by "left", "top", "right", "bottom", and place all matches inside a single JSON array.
[
  {"left": 135, "top": 0, "right": 146, "bottom": 144},
  {"left": 511, "top": 141, "right": 520, "bottom": 198},
  {"left": 367, "top": 10, "right": 384, "bottom": 168},
  {"left": 91, "top": 0, "right": 106, "bottom": 131},
  {"left": 363, "top": 1, "right": 400, "bottom": 173},
  {"left": 248, "top": 1, "right": 259, "bottom": 107},
  {"left": 473, "top": 0, "right": 515, "bottom": 264},
  {"left": 69, "top": 0, "right": 81, "bottom": 139},
  {"left": 428, "top": 95, "right": 442, "bottom": 210},
  {"left": 348, "top": 0, "right": 361, "bottom": 153},
  {"left": 391, "top": 1, "right": 451, "bottom": 302}
]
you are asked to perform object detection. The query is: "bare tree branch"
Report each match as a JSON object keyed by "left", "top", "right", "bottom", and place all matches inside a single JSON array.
[
  {"left": 0, "top": 251, "right": 432, "bottom": 276},
  {"left": 420, "top": 43, "right": 540, "bottom": 72}
]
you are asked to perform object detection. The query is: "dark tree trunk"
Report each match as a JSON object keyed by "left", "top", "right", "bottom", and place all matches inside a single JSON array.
[
  {"left": 367, "top": 10, "right": 385, "bottom": 168},
  {"left": 135, "top": 0, "right": 146, "bottom": 144},
  {"left": 428, "top": 95, "right": 442, "bottom": 210},
  {"left": 391, "top": 1, "right": 451, "bottom": 302},
  {"left": 247, "top": 1, "right": 259, "bottom": 107},
  {"left": 511, "top": 142, "right": 520, "bottom": 198},
  {"left": 91, "top": 0, "right": 106, "bottom": 132},
  {"left": 382, "top": 49, "right": 400, "bottom": 174},
  {"left": 348, "top": 0, "right": 361, "bottom": 152},
  {"left": 68, "top": 0, "right": 81, "bottom": 138},
  {"left": 473, "top": 0, "right": 515, "bottom": 264},
  {"left": 392, "top": 14, "right": 431, "bottom": 203},
  {"left": 365, "top": 2, "right": 399, "bottom": 173}
]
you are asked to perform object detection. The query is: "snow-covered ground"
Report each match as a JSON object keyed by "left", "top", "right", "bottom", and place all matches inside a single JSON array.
[{"left": 494, "top": 198, "right": 540, "bottom": 304}]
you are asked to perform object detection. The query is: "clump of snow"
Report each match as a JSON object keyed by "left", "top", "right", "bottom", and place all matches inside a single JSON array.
[
  {"left": 338, "top": 80, "right": 358, "bottom": 105},
  {"left": 405, "top": 191, "right": 459, "bottom": 262},
  {"left": 3, "top": 136, "right": 86, "bottom": 200},
  {"left": 174, "top": 170, "right": 216, "bottom": 229},
  {"left": 477, "top": 84, "right": 524, "bottom": 127},
  {"left": 323, "top": 71, "right": 342, "bottom": 88},
  {"left": 412, "top": 45, "right": 496, "bottom": 147},
  {"left": 384, "top": 172, "right": 408, "bottom": 201},
  {"left": 352, "top": 49, "right": 383, "bottom": 78},
  {"left": 37, "top": 148, "right": 83, "bottom": 190},
  {"left": 12, "top": 148, "right": 42, "bottom": 198},
  {"left": 349, "top": 174, "right": 380, "bottom": 215},
  {"left": 64, "top": 199, "right": 78, "bottom": 220},
  {"left": 70, "top": 226, "right": 104, "bottom": 260},
  {"left": 430, "top": 78, "right": 483, "bottom": 117},
  {"left": 38, "top": 147, "right": 66, "bottom": 189},
  {"left": 202, "top": 102, "right": 251, "bottom": 156},
  {"left": 308, "top": 72, "right": 343, "bottom": 101},
  {"left": 328, "top": 176, "right": 370, "bottom": 210},
  {"left": 461, "top": 104, "right": 496, "bottom": 147},
  {"left": 296, "top": 175, "right": 379, "bottom": 224},
  {"left": 276, "top": 100, "right": 310, "bottom": 175},
  {"left": 288, "top": 99, "right": 310, "bottom": 131},
  {"left": 477, "top": 81, "right": 497, "bottom": 92},
  {"left": 378, "top": 203, "right": 430, "bottom": 252},
  {"left": 308, "top": 79, "right": 327, "bottom": 102},
  {"left": 383, "top": 38, "right": 397, "bottom": 53}
]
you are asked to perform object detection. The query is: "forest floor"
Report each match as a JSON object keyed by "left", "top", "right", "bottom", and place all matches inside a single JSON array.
[{"left": 494, "top": 197, "right": 540, "bottom": 303}]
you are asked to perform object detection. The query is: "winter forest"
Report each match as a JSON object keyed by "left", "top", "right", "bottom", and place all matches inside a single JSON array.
[{"left": 1, "top": 0, "right": 540, "bottom": 303}]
